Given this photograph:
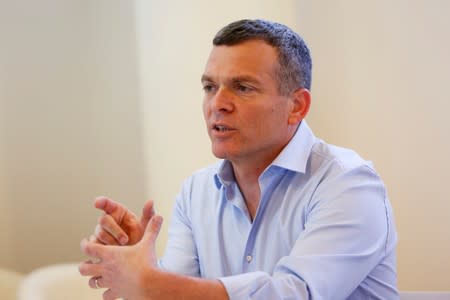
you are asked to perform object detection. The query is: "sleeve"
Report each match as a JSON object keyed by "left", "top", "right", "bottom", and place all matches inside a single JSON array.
[
  {"left": 219, "top": 165, "right": 396, "bottom": 300},
  {"left": 158, "top": 178, "right": 201, "bottom": 277}
]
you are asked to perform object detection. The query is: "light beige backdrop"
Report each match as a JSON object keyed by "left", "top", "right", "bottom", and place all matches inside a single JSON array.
[{"left": 0, "top": 0, "right": 449, "bottom": 291}]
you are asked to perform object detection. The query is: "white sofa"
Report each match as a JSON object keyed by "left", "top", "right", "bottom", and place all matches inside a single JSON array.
[{"left": 17, "top": 263, "right": 104, "bottom": 300}]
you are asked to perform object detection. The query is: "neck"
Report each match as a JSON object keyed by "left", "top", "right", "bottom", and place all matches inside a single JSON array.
[
  {"left": 231, "top": 129, "right": 295, "bottom": 184},
  {"left": 228, "top": 125, "right": 299, "bottom": 220},
  {"left": 230, "top": 149, "right": 280, "bottom": 221}
]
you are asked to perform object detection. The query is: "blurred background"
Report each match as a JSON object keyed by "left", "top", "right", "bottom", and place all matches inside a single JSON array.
[{"left": 0, "top": 0, "right": 449, "bottom": 291}]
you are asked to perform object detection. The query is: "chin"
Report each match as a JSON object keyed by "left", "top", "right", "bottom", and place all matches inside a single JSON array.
[
  {"left": 211, "top": 146, "right": 231, "bottom": 160},
  {"left": 212, "top": 150, "right": 227, "bottom": 159}
]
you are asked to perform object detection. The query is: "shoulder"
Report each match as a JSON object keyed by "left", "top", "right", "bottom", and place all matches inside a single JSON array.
[
  {"left": 305, "top": 139, "right": 388, "bottom": 213},
  {"left": 309, "top": 139, "right": 380, "bottom": 180}
]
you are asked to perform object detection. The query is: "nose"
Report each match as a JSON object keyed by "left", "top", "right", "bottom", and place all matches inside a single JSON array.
[{"left": 210, "top": 86, "right": 234, "bottom": 113}]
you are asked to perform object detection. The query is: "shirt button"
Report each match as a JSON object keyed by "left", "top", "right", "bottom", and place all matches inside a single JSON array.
[{"left": 246, "top": 255, "right": 253, "bottom": 263}]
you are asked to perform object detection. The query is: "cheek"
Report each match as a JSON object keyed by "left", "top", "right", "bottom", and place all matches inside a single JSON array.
[
  {"left": 255, "top": 105, "right": 289, "bottom": 135},
  {"left": 202, "top": 100, "right": 209, "bottom": 118},
  {"left": 271, "top": 101, "right": 290, "bottom": 122}
]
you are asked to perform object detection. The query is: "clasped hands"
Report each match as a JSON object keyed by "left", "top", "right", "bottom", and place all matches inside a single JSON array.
[{"left": 79, "top": 197, "right": 163, "bottom": 300}]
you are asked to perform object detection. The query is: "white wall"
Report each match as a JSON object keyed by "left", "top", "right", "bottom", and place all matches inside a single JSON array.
[
  {"left": 297, "top": 0, "right": 450, "bottom": 291},
  {"left": 0, "top": 1, "right": 147, "bottom": 272}
]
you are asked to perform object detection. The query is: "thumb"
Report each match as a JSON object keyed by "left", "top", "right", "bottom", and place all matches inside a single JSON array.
[
  {"left": 142, "top": 215, "right": 163, "bottom": 247},
  {"left": 140, "top": 200, "right": 155, "bottom": 230}
]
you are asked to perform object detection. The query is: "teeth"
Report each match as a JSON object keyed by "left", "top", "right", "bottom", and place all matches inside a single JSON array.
[{"left": 215, "top": 125, "right": 228, "bottom": 132}]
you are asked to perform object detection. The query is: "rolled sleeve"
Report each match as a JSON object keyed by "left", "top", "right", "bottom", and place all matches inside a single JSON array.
[
  {"left": 159, "top": 179, "right": 201, "bottom": 277},
  {"left": 220, "top": 271, "right": 310, "bottom": 300}
]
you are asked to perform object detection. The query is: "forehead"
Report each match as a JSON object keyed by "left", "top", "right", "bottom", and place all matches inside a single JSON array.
[{"left": 203, "top": 40, "right": 279, "bottom": 80}]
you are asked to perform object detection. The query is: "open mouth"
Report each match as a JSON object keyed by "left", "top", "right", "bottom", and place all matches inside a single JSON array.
[{"left": 214, "top": 125, "right": 233, "bottom": 132}]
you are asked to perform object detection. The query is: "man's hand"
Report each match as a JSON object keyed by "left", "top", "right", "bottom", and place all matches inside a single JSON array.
[
  {"left": 94, "top": 196, "right": 155, "bottom": 246},
  {"left": 79, "top": 215, "right": 163, "bottom": 300},
  {"left": 80, "top": 214, "right": 228, "bottom": 300}
]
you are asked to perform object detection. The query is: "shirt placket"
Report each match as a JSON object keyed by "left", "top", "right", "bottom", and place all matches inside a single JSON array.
[{"left": 241, "top": 168, "right": 283, "bottom": 273}]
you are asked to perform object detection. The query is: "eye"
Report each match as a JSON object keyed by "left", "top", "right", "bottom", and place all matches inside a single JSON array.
[
  {"left": 235, "top": 83, "right": 255, "bottom": 94},
  {"left": 202, "top": 83, "right": 216, "bottom": 94},
  {"left": 237, "top": 85, "right": 250, "bottom": 92}
]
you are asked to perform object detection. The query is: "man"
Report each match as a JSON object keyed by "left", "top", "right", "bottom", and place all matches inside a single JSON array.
[{"left": 79, "top": 19, "right": 398, "bottom": 300}]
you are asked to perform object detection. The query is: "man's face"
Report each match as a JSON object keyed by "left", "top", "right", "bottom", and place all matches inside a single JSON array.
[{"left": 202, "top": 39, "right": 296, "bottom": 166}]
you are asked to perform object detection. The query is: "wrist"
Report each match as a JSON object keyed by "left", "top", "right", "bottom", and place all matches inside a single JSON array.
[
  {"left": 139, "top": 268, "right": 229, "bottom": 300},
  {"left": 137, "top": 265, "right": 164, "bottom": 299}
]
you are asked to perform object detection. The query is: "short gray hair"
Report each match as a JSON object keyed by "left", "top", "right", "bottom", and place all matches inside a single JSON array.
[{"left": 213, "top": 19, "right": 312, "bottom": 95}]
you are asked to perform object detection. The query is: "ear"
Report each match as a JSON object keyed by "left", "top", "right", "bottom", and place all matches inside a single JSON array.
[{"left": 288, "top": 88, "right": 311, "bottom": 125}]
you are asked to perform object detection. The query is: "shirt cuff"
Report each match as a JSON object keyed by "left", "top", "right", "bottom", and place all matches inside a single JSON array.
[{"left": 219, "top": 271, "right": 269, "bottom": 300}]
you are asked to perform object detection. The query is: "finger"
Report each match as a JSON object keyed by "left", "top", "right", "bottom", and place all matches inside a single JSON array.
[
  {"left": 97, "top": 215, "right": 128, "bottom": 245},
  {"left": 85, "top": 236, "right": 103, "bottom": 262},
  {"left": 88, "top": 234, "right": 99, "bottom": 243},
  {"left": 140, "top": 200, "right": 155, "bottom": 230},
  {"left": 94, "top": 196, "right": 128, "bottom": 224},
  {"left": 79, "top": 260, "right": 102, "bottom": 277},
  {"left": 142, "top": 215, "right": 163, "bottom": 248},
  {"left": 80, "top": 237, "right": 107, "bottom": 260},
  {"left": 95, "top": 224, "right": 120, "bottom": 246},
  {"left": 103, "top": 288, "right": 120, "bottom": 300},
  {"left": 89, "top": 276, "right": 105, "bottom": 289}
]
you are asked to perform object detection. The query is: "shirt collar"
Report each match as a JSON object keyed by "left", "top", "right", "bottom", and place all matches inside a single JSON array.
[
  {"left": 214, "top": 120, "right": 316, "bottom": 189},
  {"left": 271, "top": 120, "right": 316, "bottom": 173},
  {"left": 214, "top": 160, "right": 235, "bottom": 189}
]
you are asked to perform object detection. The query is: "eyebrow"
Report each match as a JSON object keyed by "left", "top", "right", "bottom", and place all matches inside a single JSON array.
[
  {"left": 230, "top": 75, "right": 260, "bottom": 85},
  {"left": 201, "top": 74, "right": 261, "bottom": 85},
  {"left": 201, "top": 74, "right": 213, "bottom": 83}
]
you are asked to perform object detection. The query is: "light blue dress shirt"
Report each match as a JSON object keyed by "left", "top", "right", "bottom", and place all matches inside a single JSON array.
[{"left": 160, "top": 121, "right": 398, "bottom": 300}]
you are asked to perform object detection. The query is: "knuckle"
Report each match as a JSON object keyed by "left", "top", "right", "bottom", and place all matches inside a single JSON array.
[
  {"left": 80, "top": 239, "right": 88, "bottom": 253},
  {"left": 103, "top": 290, "right": 111, "bottom": 300},
  {"left": 96, "top": 231, "right": 111, "bottom": 243},
  {"left": 89, "top": 234, "right": 98, "bottom": 243},
  {"left": 99, "top": 215, "right": 110, "bottom": 227},
  {"left": 78, "top": 264, "right": 87, "bottom": 275},
  {"left": 85, "top": 245, "right": 97, "bottom": 258}
]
